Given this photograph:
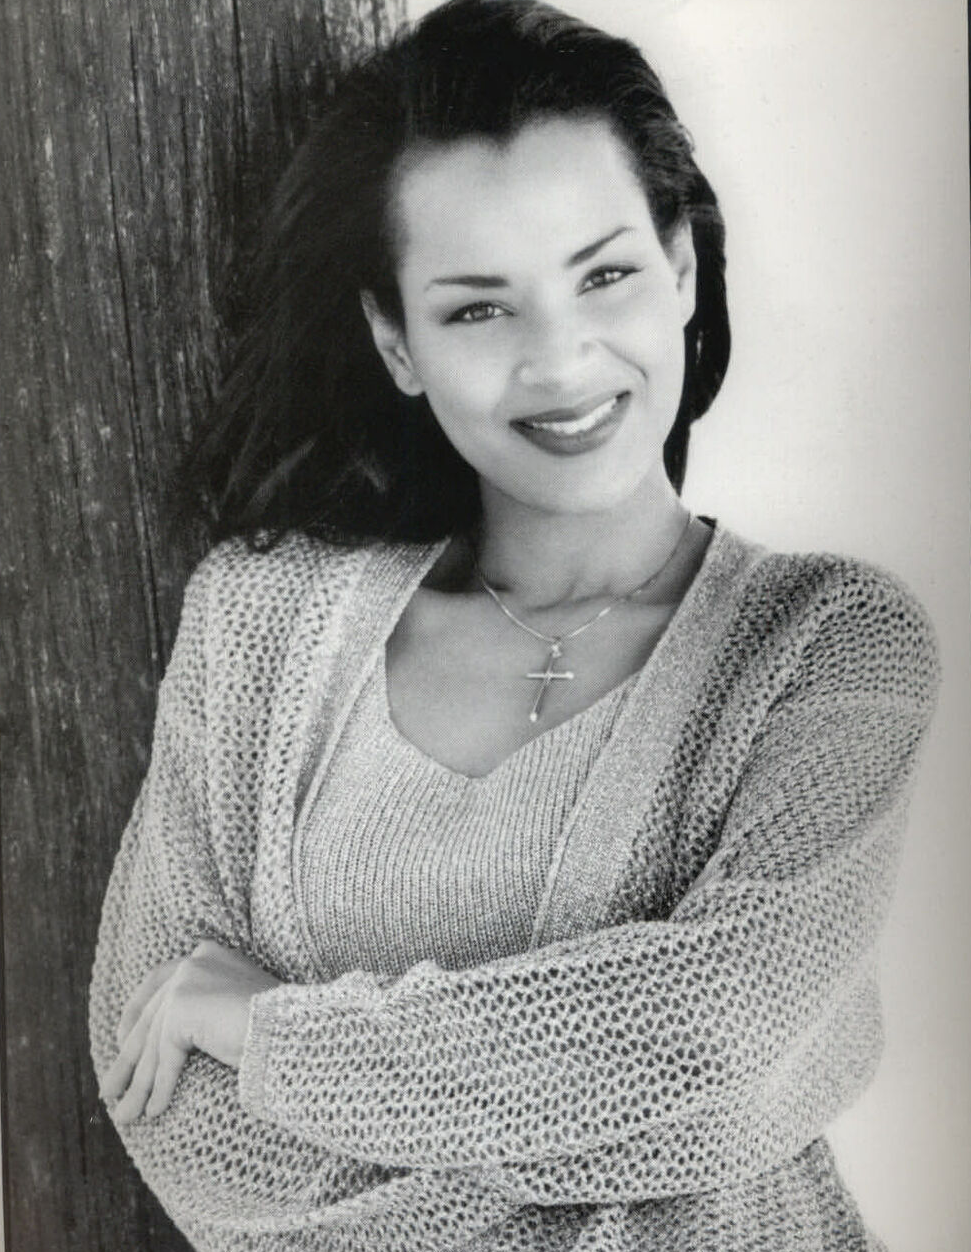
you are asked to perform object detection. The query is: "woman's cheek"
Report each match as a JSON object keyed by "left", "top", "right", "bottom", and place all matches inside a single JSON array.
[
  {"left": 444, "top": 338, "right": 513, "bottom": 407},
  {"left": 419, "top": 325, "right": 508, "bottom": 395}
]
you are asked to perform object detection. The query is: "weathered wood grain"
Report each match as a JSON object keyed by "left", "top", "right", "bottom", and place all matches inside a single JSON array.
[{"left": 0, "top": 0, "right": 403, "bottom": 1247}]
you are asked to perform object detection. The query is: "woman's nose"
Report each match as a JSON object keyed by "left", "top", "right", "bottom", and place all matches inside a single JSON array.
[{"left": 514, "top": 308, "right": 594, "bottom": 391}]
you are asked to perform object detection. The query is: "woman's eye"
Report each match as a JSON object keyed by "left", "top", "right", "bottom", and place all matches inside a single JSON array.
[
  {"left": 581, "top": 266, "right": 636, "bottom": 292},
  {"left": 448, "top": 302, "right": 507, "bottom": 324}
]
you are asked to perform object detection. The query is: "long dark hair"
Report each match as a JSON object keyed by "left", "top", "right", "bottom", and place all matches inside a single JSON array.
[{"left": 189, "top": 0, "right": 730, "bottom": 545}]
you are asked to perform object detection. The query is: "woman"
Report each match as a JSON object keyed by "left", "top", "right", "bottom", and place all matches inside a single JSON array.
[{"left": 90, "top": 1, "right": 939, "bottom": 1248}]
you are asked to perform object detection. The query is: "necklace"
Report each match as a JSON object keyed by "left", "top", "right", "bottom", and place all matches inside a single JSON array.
[{"left": 474, "top": 513, "right": 693, "bottom": 724}]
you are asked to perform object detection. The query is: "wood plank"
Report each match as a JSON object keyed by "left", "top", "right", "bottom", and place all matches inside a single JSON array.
[{"left": 0, "top": 0, "right": 403, "bottom": 1246}]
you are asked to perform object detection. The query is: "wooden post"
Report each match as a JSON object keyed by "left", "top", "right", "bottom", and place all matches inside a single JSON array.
[{"left": 0, "top": 0, "right": 403, "bottom": 1247}]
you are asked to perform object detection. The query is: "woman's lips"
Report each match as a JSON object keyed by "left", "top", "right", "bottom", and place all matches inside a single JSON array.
[{"left": 511, "top": 391, "right": 630, "bottom": 455}]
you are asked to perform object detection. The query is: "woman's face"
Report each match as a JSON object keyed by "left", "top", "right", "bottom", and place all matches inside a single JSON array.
[{"left": 363, "top": 114, "right": 696, "bottom": 518}]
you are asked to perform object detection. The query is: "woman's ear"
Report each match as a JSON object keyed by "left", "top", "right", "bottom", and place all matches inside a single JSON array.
[
  {"left": 360, "top": 292, "right": 424, "bottom": 397},
  {"left": 666, "top": 222, "right": 697, "bottom": 327}
]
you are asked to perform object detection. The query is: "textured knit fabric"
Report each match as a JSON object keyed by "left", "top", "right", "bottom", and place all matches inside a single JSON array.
[
  {"left": 297, "top": 650, "right": 633, "bottom": 978},
  {"left": 88, "top": 523, "right": 940, "bottom": 1252}
]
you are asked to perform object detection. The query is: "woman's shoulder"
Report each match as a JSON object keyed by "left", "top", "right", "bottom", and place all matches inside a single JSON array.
[
  {"left": 737, "top": 530, "right": 934, "bottom": 632},
  {"left": 182, "top": 531, "right": 372, "bottom": 621},
  {"left": 165, "top": 533, "right": 380, "bottom": 683},
  {"left": 718, "top": 524, "right": 940, "bottom": 706}
]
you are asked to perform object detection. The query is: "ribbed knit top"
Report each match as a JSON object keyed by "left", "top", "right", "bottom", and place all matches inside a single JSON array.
[{"left": 297, "top": 650, "right": 634, "bottom": 978}]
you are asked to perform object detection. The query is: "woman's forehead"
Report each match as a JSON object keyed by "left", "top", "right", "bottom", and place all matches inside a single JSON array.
[{"left": 391, "top": 115, "right": 655, "bottom": 275}]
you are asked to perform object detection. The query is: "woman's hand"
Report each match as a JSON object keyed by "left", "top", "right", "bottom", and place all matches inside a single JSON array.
[{"left": 100, "top": 939, "right": 281, "bottom": 1123}]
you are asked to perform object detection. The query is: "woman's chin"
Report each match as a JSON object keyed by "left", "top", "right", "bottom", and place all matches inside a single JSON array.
[{"left": 479, "top": 448, "right": 671, "bottom": 523}]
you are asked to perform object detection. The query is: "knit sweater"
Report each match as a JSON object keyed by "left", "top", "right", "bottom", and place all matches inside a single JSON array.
[
  {"left": 88, "top": 522, "right": 940, "bottom": 1252},
  {"left": 297, "top": 648, "right": 633, "bottom": 978}
]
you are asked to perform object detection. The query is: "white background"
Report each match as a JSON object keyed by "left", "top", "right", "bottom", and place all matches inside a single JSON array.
[{"left": 406, "top": 1, "right": 971, "bottom": 1247}]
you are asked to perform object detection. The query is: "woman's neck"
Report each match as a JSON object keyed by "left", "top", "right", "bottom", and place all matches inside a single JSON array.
[{"left": 469, "top": 471, "right": 693, "bottom": 611}]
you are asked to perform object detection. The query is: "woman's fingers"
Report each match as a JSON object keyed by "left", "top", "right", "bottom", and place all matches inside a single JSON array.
[
  {"left": 101, "top": 981, "right": 169, "bottom": 1101},
  {"left": 116, "top": 958, "right": 181, "bottom": 1046},
  {"left": 112, "top": 1004, "right": 165, "bottom": 1124},
  {"left": 106, "top": 975, "right": 190, "bottom": 1122},
  {"left": 101, "top": 942, "right": 280, "bottom": 1122},
  {"left": 144, "top": 1029, "right": 192, "bottom": 1120}
]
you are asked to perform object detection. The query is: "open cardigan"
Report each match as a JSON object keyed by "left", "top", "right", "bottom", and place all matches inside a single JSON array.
[{"left": 89, "top": 522, "right": 939, "bottom": 1251}]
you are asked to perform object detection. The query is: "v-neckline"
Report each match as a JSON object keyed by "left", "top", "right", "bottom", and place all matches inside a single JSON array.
[
  {"left": 376, "top": 519, "right": 720, "bottom": 783},
  {"left": 273, "top": 520, "right": 761, "bottom": 970},
  {"left": 295, "top": 520, "right": 723, "bottom": 825},
  {"left": 376, "top": 643, "right": 639, "bottom": 783}
]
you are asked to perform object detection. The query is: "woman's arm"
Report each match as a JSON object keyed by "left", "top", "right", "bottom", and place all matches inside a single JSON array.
[
  {"left": 88, "top": 559, "right": 446, "bottom": 1250},
  {"left": 231, "top": 567, "right": 939, "bottom": 1202}
]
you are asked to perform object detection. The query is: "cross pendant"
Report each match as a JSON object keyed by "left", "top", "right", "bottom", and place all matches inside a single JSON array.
[{"left": 526, "top": 641, "right": 575, "bottom": 723}]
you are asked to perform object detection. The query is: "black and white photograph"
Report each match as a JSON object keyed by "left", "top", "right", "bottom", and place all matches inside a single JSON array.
[{"left": 1, "top": 1, "right": 968, "bottom": 1250}]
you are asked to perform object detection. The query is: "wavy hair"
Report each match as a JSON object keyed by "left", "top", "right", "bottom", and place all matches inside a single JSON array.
[{"left": 189, "top": 0, "right": 730, "bottom": 544}]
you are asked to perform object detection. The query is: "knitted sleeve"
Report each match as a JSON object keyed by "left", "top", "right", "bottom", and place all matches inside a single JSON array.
[
  {"left": 88, "top": 556, "right": 427, "bottom": 1250},
  {"left": 237, "top": 565, "right": 940, "bottom": 1204}
]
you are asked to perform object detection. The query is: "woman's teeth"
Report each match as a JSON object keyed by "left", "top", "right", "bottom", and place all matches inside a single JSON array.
[{"left": 523, "top": 394, "right": 624, "bottom": 435}]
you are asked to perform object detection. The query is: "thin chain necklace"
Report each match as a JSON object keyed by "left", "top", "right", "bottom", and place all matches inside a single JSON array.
[{"left": 474, "top": 513, "right": 693, "bottom": 724}]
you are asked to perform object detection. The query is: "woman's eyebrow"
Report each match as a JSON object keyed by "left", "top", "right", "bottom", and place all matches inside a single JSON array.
[
  {"left": 426, "top": 273, "right": 509, "bottom": 292},
  {"left": 425, "top": 226, "right": 635, "bottom": 292},
  {"left": 567, "top": 225, "right": 634, "bottom": 267}
]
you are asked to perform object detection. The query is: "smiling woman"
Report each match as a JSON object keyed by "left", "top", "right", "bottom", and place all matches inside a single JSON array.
[
  {"left": 363, "top": 117, "right": 696, "bottom": 519},
  {"left": 88, "top": 2, "right": 941, "bottom": 1250}
]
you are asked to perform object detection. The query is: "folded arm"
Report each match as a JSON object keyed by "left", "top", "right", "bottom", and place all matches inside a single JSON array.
[
  {"left": 89, "top": 563, "right": 464, "bottom": 1250},
  {"left": 236, "top": 572, "right": 939, "bottom": 1202}
]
